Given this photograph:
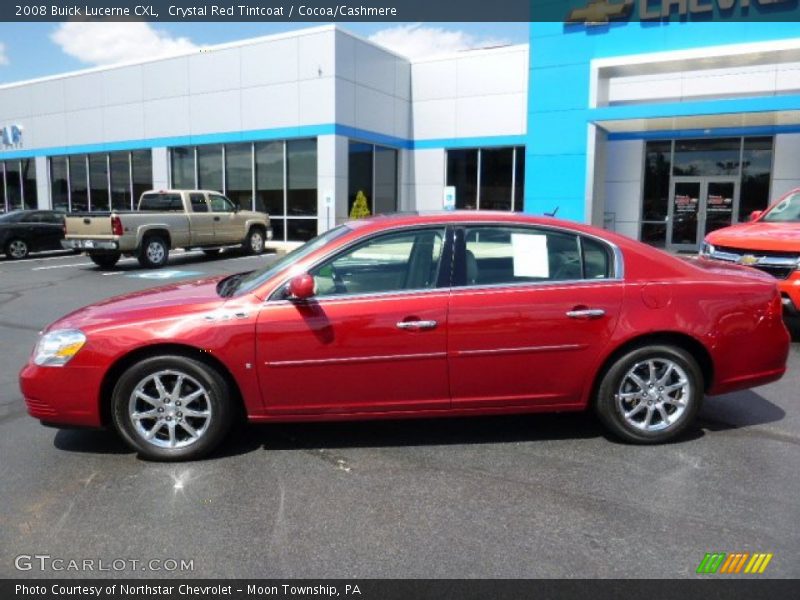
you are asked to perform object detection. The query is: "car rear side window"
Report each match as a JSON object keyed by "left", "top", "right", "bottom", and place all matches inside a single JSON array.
[
  {"left": 139, "top": 193, "right": 183, "bottom": 211},
  {"left": 190, "top": 193, "right": 209, "bottom": 213},
  {"left": 460, "top": 226, "right": 612, "bottom": 286},
  {"left": 310, "top": 228, "right": 446, "bottom": 297},
  {"left": 582, "top": 237, "right": 612, "bottom": 279}
]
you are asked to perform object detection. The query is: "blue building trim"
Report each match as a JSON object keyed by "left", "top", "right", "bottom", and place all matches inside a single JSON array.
[
  {"left": 608, "top": 123, "right": 800, "bottom": 141},
  {"left": 0, "top": 124, "right": 525, "bottom": 161},
  {"left": 591, "top": 94, "right": 800, "bottom": 122}
]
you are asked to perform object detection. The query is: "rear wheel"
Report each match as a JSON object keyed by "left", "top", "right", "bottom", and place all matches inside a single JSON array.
[
  {"left": 243, "top": 227, "right": 266, "bottom": 255},
  {"left": 111, "top": 355, "right": 233, "bottom": 461},
  {"left": 137, "top": 235, "right": 169, "bottom": 268},
  {"left": 595, "top": 345, "right": 703, "bottom": 444},
  {"left": 89, "top": 252, "right": 121, "bottom": 269},
  {"left": 5, "top": 239, "right": 29, "bottom": 259}
]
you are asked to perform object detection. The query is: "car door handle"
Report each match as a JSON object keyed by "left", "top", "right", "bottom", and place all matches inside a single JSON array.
[
  {"left": 213, "top": 216, "right": 220, "bottom": 221},
  {"left": 396, "top": 320, "right": 438, "bottom": 330},
  {"left": 566, "top": 308, "right": 605, "bottom": 319}
]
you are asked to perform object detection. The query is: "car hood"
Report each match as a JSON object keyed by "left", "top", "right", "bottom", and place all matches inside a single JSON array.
[
  {"left": 706, "top": 221, "right": 800, "bottom": 252},
  {"left": 47, "top": 275, "right": 230, "bottom": 332}
]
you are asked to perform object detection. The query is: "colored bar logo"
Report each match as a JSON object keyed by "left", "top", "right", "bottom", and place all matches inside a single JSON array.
[{"left": 697, "top": 552, "right": 773, "bottom": 574}]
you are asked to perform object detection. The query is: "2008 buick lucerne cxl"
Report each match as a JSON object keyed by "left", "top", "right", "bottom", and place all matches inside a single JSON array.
[{"left": 20, "top": 212, "right": 790, "bottom": 460}]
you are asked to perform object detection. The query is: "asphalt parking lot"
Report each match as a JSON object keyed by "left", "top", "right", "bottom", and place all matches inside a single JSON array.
[{"left": 0, "top": 249, "right": 798, "bottom": 579}]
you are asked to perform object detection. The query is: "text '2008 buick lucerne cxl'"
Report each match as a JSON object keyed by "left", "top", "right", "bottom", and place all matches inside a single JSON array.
[{"left": 21, "top": 212, "right": 789, "bottom": 461}]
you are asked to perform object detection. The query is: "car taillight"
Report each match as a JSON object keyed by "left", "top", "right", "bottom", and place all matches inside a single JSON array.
[{"left": 111, "top": 215, "right": 123, "bottom": 236}]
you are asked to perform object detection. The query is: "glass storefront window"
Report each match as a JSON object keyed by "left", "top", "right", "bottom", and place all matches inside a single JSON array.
[
  {"left": 89, "top": 154, "right": 109, "bottom": 211},
  {"left": 643, "top": 141, "right": 671, "bottom": 221},
  {"left": 4, "top": 161, "right": 22, "bottom": 211},
  {"left": 132, "top": 150, "right": 153, "bottom": 204},
  {"left": 197, "top": 144, "right": 222, "bottom": 192},
  {"left": 348, "top": 141, "right": 374, "bottom": 215},
  {"left": 50, "top": 157, "right": 69, "bottom": 213},
  {"left": 673, "top": 138, "right": 741, "bottom": 177},
  {"left": 225, "top": 144, "right": 253, "bottom": 210},
  {"left": 255, "top": 141, "right": 284, "bottom": 221},
  {"left": 447, "top": 149, "right": 478, "bottom": 210},
  {"left": 287, "top": 139, "right": 317, "bottom": 217},
  {"left": 110, "top": 152, "right": 131, "bottom": 211},
  {"left": 68, "top": 156, "right": 88, "bottom": 212},
  {"left": 446, "top": 146, "right": 524, "bottom": 211},
  {"left": 479, "top": 148, "right": 514, "bottom": 211},
  {"left": 22, "top": 159, "right": 36, "bottom": 210},
  {"left": 740, "top": 137, "right": 772, "bottom": 221},
  {"left": 170, "top": 146, "right": 195, "bottom": 189},
  {"left": 514, "top": 149, "right": 525, "bottom": 212},
  {"left": 374, "top": 146, "right": 398, "bottom": 215}
]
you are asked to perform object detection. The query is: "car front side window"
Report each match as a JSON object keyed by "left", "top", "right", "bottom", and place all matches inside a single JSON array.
[{"left": 309, "top": 228, "right": 446, "bottom": 297}]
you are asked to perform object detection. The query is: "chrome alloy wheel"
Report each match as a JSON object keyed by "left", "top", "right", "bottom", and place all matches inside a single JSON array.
[
  {"left": 615, "top": 358, "right": 691, "bottom": 432},
  {"left": 8, "top": 240, "right": 28, "bottom": 258},
  {"left": 146, "top": 240, "right": 165, "bottom": 264},
  {"left": 128, "top": 370, "right": 212, "bottom": 448},
  {"left": 250, "top": 230, "right": 264, "bottom": 253}
]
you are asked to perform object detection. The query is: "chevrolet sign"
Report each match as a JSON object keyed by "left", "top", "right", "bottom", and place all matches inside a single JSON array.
[
  {"left": 567, "top": 0, "right": 794, "bottom": 25},
  {"left": 1, "top": 124, "right": 23, "bottom": 147}
]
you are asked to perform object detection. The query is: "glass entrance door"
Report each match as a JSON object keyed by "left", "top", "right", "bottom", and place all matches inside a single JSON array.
[{"left": 667, "top": 177, "right": 739, "bottom": 252}]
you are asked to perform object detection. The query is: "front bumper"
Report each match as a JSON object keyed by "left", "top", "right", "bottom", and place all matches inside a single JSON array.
[
  {"left": 62, "top": 239, "right": 119, "bottom": 251},
  {"left": 778, "top": 275, "right": 800, "bottom": 316},
  {"left": 19, "top": 362, "right": 105, "bottom": 428}
]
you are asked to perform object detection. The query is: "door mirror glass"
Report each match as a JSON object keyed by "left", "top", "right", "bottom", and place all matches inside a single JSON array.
[
  {"left": 288, "top": 273, "right": 315, "bottom": 300},
  {"left": 750, "top": 210, "right": 763, "bottom": 222}
]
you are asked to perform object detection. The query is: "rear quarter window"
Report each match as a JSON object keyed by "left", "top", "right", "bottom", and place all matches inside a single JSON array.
[{"left": 139, "top": 193, "right": 184, "bottom": 211}]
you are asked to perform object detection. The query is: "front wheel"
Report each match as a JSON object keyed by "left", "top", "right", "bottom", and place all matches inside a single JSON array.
[
  {"left": 595, "top": 345, "right": 703, "bottom": 444},
  {"left": 5, "top": 239, "right": 29, "bottom": 259},
  {"left": 243, "top": 227, "right": 266, "bottom": 255},
  {"left": 89, "top": 252, "right": 121, "bottom": 269},
  {"left": 137, "top": 236, "right": 169, "bottom": 268},
  {"left": 111, "top": 355, "right": 233, "bottom": 461}
]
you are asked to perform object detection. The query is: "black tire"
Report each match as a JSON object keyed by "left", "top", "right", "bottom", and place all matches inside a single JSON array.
[
  {"left": 5, "top": 238, "right": 29, "bottom": 259},
  {"left": 89, "top": 252, "right": 121, "bottom": 269},
  {"left": 243, "top": 227, "right": 266, "bottom": 255},
  {"left": 137, "top": 235, "right": 169, "bottom": 268},
  {"left": 111, "top": 355, "right": 233, "bottom": 461},
  {"left": 595, "top": 344, "right": 703, "bottom": 444}
]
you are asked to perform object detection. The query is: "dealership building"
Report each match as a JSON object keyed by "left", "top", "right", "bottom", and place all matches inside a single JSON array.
[{"left": 2, "top": 21, "right": 800, "bottom": 250}]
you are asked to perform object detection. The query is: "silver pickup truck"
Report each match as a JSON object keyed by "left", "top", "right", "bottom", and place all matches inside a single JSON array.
[{"left": 62, "top": 189, "right": 271, "bottom": 268}]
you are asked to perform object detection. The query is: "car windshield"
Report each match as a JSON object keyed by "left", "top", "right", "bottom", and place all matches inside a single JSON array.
[
  {"left": 0, "top": 211, "right": 24, "bottom": 223},
  {"left": 763, "top": 193, "right": 800, "bottom": 222},
  {"left": 228, "top": 225, "right": 350, "bottom": 297}
]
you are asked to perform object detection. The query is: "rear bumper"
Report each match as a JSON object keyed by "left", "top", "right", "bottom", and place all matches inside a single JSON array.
[
  {"left": 62, "top": 239, "right": 119, "bottom": 251},
  {"left": 19, "top": 362, "right": 105, "bottom": 428},
  {"left": 266, "top": 226, "right": 273, "bottom": 241}
]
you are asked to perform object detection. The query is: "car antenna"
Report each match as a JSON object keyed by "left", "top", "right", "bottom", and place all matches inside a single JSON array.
[{"left": 544, "top": 207, "right": 559, "bottom": 217}]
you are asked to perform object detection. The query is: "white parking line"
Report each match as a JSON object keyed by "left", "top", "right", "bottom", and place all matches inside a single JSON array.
[{"left": 32, "top": 262, "right": 93, "bottom": 270}]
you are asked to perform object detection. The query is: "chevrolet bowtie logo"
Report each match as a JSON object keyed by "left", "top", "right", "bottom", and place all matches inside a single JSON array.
[
  {"left": 566, "top": 0, "right": 634, "bottom": 24},
  {"left": 739, "top": 255, "right": 760, "bottom": 266}
]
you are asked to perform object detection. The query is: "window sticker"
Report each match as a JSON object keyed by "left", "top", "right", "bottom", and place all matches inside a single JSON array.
[{"left": 511, "top": 233, "right": 549, "bottom": 278}]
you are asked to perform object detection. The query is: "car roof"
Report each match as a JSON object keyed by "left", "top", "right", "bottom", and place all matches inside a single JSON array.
[{"left": 344, "top": 211, "right": 611, "bottom": 238}]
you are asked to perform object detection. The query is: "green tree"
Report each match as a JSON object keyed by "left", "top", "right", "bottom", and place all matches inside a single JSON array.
[{"left": 349, "top": 190, "right": 371, "bottom": 219}]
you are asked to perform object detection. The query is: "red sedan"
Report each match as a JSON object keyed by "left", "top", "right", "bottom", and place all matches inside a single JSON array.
[{"left": 20, "top": 212, "right": 789, "bottom": 460}]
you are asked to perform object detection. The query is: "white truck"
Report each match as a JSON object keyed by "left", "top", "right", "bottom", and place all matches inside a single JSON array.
[{"left": 62, "top": 189, "right": 271, "bottom": 269}]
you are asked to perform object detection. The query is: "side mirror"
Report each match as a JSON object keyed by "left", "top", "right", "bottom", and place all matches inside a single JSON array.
[
  {"left": 749, "top": 210, "right": 763, "bottom": 222},
  {"left": 287, "top": 273, "right": 315, "bottom": 301}
]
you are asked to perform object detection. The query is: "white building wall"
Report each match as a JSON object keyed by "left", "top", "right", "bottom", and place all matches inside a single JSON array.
[
  {"left": 771, "top": 133, "right": 800, "bottom": 200},
  {"left": 411, "top": 45, "right": 529, "bottom": 140},
  {"left": 316, "top": 134, "right": 349, "bottom": 233},
  {"left": 604, "top": 139, "right": 645, "bottom": 240}
]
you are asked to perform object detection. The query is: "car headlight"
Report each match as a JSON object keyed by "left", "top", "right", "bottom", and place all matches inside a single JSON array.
[
  {"left": 700, "top": 242, "right": 714, "bottom": 256},
  {"left": 33, "top": 329, "right": 86, "bottom": 367}
]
